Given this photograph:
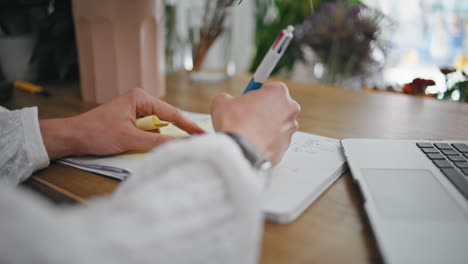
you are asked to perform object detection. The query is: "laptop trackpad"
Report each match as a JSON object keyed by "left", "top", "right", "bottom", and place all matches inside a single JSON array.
[{"left": 362, "top": 169, "right": 465, "bottom": 221}]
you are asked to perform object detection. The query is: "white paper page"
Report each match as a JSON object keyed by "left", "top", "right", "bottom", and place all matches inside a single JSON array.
[{"left": 262, "top": 132, "right": 347, "bottom": 222}]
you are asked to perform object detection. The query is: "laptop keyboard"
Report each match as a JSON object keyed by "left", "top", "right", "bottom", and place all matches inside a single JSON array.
[{"left": 417, "top": 143, "right": 468, "bottom": 200}]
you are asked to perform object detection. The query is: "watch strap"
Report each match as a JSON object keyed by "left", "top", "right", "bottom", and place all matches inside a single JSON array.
[{"left": 223, "top": 132, "right": 270, "bottom": 170}]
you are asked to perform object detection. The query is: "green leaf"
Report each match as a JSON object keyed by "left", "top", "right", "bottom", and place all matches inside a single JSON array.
[
  {"left": 249, "top": 0, "right": 364, "bottom": 75},
  {"left": 249, "top": 0, "right": 315, "bottom": 74},
  {"left": 455, "top": 81, "right": 468, "bottom": 102}
]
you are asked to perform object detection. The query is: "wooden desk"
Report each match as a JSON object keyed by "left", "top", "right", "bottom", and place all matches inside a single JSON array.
[{"left": 5, "top": 73, "right": 468, "bottom": 263}]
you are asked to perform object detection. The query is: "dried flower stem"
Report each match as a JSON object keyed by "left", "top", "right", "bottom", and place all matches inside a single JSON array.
[{"left": 193, "top": 0, "right": 237, "bottom": 71}]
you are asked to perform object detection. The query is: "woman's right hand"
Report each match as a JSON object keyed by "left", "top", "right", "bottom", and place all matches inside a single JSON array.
[{"left": 211, "top": 82, "right": 300, "bottom": 165}]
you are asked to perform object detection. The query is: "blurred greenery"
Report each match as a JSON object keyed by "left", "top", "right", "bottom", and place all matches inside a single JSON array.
[
  {"left": 249, "top": 0, "right": 362, "bottom": 75},
  {"left": 249, "top": 0, "right": 314, "bottom": 74},
  {"left": 444, "top": 80, "right": 468, "bottom": 103},
  {"left": 457, "top": 81, "right": 468, "bottom": 102}
]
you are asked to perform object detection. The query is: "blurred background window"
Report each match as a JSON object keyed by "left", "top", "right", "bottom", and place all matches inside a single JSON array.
[
  {"left": 2, "top": 0, "right": 468, "bottom": 103},
  {"left": 363, "top": 0, "right": 468, "bottom": 95}
]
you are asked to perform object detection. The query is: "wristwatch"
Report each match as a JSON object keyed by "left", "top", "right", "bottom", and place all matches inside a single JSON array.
[{"left": 223, "top": 132, "right": 272, "bottom": 185}]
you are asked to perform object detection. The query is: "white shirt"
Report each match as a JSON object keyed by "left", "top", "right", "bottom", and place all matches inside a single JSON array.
[{"left": 0, "top": 106, "right": 264, "bottom": 264}]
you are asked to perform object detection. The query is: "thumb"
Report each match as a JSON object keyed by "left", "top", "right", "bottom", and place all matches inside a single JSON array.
[
  {"left": 211, "top": 92, "right": 234, "bottom": 115},
  {"left": 212, "top": 92, "right": 234, "bottom": 106},
  {"left": 127, "top": 129, "right": 176, "bottom": 150}
]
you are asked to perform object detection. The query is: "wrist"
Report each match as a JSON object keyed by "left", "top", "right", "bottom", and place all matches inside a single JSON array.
[
  {"left": 222, "top": 132, "right": 272, "bottom": 170},
  {"left": 215, "top": 125, "right": 265, "bottom": 155},
  {"left": 39, "top": 117, "right": 83, "bottom": 159},
  {"left": 223, "top": 132, "right": 272, "bottom": 187}
]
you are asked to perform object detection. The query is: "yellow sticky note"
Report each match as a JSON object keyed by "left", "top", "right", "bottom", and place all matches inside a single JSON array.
[
  {"left": 115, "top": 150, "right": 148, "bottom": 159},
  {"left": 160, "top": 121, "right": 213, "bottom": 138},
  {"left": 117, "top": 119, "right": 213, "bottom": 159},
  {"left": 136, "top": 115, "right": 169, "bottom": 130}
]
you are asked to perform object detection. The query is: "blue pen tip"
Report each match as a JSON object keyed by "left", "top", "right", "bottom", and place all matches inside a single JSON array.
[{"left": 243, "top": 78, "right": 263, "bottom": 94}]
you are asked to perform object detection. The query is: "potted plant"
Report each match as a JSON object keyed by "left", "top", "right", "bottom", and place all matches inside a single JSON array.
[{"left": 294, "top": 1, "right": 388, "bottom": 89}]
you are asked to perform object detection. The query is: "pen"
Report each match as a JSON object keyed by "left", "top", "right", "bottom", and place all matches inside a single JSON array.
[{"left": 243, "top": 25, "right": 294, "bottom": 94}]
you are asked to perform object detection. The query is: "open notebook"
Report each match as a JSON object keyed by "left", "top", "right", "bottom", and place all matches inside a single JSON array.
[{"left": 59, "top": 111, "right": 346, "bottom": 223}]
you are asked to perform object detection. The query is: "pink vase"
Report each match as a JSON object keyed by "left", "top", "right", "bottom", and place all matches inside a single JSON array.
[{"left": 72, "top": 0, "right": 165, "bottom": 103}]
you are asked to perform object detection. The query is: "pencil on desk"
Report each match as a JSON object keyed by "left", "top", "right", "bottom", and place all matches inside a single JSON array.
[{"left": 14, "top": 80, "right": 51, "bottom": 96}]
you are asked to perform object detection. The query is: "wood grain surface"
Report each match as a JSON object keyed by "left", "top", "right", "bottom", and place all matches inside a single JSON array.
[{"left": 5, "top": 72, "right": 468, "bottom": 264}]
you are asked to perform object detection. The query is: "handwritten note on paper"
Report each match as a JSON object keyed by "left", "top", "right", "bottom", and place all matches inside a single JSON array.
[
  {"left": 273, "top": 132, "right": 343, "bottom": 179},
  {"left": 289, "top": 132, "right": 340, "bottom": 155},
  {"left": 263, "top": 131, "right": 346, "bottom": 222}
]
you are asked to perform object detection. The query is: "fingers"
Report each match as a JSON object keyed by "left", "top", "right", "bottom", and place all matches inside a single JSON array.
[
  {"left": 211, "top": 93, "right": 236, "bottom": 132},
  {"left": 127, "top": 129, "right": 176, "bottom": 150},
  {"left": 153, "top": 100, "right": 205, "bottom": 135},
  {"left": 130, "top": 88, "right": 205, "bottom": 135},
  {"left": 293, "top": 119, "right": 299, "bottom": 131},
  {"left": 267, "top": 82, "right": 301, "bottom": 115},
  {"left": 211, "top": 93, "right": 233, "bottom": 110},
  {"left": 262, "top": 82, "right": 291, "bottom": 96}
]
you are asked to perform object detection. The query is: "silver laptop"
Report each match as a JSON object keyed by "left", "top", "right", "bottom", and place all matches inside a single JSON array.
[{"left": 341, "top": 139, "right": 468, "bottom": 264}]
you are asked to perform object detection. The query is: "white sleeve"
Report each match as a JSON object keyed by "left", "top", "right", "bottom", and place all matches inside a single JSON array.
[
  {"left": 0, "top": 134, "right": 264, "bottom": 264},
  {"left": 0, "top": 106, "right": 49, "bottom": 185}
]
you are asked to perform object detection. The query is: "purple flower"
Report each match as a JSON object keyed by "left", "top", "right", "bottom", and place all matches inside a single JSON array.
[
  {"left": 295, "top": 2, "right": 388, "bottom": 80},
  {"left": 323, "top": 3, "right": 337, "bottom": 13}
]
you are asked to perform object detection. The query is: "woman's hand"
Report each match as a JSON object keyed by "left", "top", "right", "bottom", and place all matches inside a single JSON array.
[
  {"left": 211, "top": 82, "right": 300, "bottom": 165},
  {"left": 40, "top": 88, "right": 204, "bottom": 159}
]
